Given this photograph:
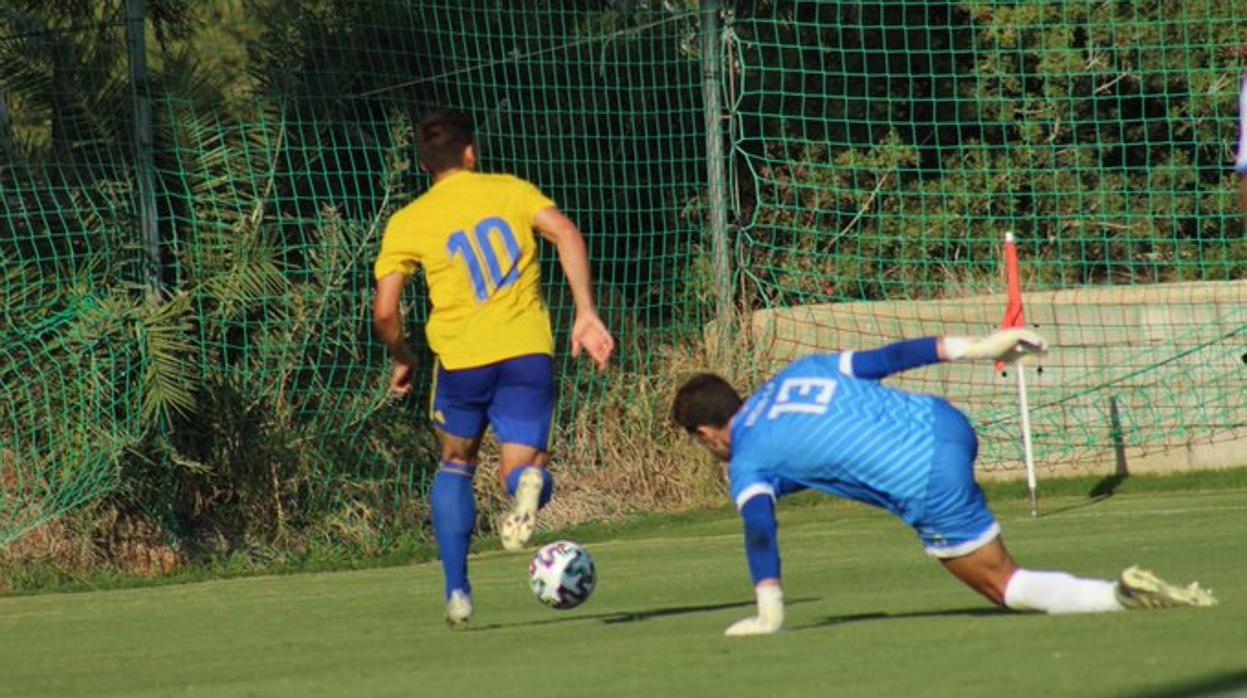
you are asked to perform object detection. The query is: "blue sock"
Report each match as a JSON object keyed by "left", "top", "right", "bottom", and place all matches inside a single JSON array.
[
  {"left": 505, "top": 465, "right": 554, "bottom": 509},
  {"left": 430, "top": 462, "right": 477, "bottom": 599}
]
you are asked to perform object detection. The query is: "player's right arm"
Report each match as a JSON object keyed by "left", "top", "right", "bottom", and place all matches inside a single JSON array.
[
  {"left": 839, "top": 337, "right": 942, "bottom": 380},
  {"left": 841, "top": 329, "right": 1047, "bottom": 380},
  {"left": 939, "top": 328, "right": 1047, "bottom": 364},
  {"left": 533, "top": 207, "right": 615, "bottom": 370}
]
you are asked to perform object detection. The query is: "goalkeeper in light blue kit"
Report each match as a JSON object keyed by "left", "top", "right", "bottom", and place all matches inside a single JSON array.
[{"left": 672, "top": 329, "right": 1216, "bottom": 636}]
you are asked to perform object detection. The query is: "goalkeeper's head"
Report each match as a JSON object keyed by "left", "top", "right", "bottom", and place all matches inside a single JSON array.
[
  {"left": 417, "top": 109, "right": 477, "bottom": 176},
  {"left": 672, "top": 373, "right": 742, "bottom": 461}
]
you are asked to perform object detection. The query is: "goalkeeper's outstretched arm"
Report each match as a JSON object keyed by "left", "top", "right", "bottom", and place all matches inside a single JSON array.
[
  {"left": 940, "top": 328, "right": 1047, "bottom": 364},
  {"left": 842, "top": 329, "right": 1047, "bottom": 381}
]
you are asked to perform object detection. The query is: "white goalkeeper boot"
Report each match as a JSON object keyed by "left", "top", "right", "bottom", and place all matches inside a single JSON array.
[
  {"left": 446, "top": 589, "right": 473, "bottom": 629},
  {"left": 500, "top": 467, "right": 543, "bottom": 551},
  {"left": 1115, "top": 566, "right": 1217, "bottom": 610}
]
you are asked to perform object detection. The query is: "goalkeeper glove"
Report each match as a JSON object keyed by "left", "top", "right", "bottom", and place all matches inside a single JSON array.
[
  {"left": 943, "top": 329, "right": 1047, "bottom": 364},
  {"left": 724, "top": 584, "right": 784, "bottom": 637}
]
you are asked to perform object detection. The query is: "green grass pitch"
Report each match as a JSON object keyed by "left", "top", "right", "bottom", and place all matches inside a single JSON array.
[{"left": 2, "top": 488, "right": 1245, "bottom": 698}]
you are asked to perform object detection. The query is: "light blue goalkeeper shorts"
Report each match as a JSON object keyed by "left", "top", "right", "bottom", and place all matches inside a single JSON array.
[{"left": 912, "top": 399, "right": 1000, "bottom": 558}]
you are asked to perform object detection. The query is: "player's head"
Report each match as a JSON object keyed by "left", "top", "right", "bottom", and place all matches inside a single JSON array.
[
  {"left": 417, "top": 109, "right": 477, "bottom": 175},
  {"left": 672, "top": 373, "right": 742, "bottom": 461}
]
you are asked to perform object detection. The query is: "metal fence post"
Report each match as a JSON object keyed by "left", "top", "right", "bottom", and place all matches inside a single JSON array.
[
  {"left": 125, "top": 0, "right": 160, "bottom": 298},
  {"left": 701, "top": 0, "right": 732, "bottom": 365}
]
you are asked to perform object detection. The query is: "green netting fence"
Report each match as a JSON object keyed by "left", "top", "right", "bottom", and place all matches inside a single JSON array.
[
  {"left": 2, "top": 1, "right": 1245, "bottom": 548},
  {"left": 728, "top": 2, "right": 1247, "bottom": 471}
]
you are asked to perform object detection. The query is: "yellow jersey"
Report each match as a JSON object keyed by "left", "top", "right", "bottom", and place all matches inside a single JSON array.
[{"left": 374, "top": 171, "right": 556, "bottom": 370}]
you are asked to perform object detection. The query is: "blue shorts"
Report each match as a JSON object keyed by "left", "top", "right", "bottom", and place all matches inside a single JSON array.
[
  {"left": 912, "top": 400, "right": 1000, "bottom": 558},
  {"left": 431, "top": 354, "right": 555, "bottom": 450}
]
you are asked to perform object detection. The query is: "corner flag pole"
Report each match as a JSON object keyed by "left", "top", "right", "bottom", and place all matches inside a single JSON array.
[
  {"left": 1001, "top": 232, "right": 1039, "bottom": 517},
  {"left": 1015, "top": 354, "right": 1039, "bottom": 518}
]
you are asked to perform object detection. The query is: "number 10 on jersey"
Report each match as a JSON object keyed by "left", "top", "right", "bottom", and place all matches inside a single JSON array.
[{"left": 447, "top": 216, "right": 522, "bottom": 302}]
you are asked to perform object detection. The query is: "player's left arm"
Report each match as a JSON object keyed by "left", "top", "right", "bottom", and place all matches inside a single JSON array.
[
  {"left": 533, "top": 206, "right": 615, "bottom": 370},
  {"left": 724, "top": 492, "right": 785, "bottom": 637},
  {"left": 373, "top": 272, "right": 420, "bottom": 396}
]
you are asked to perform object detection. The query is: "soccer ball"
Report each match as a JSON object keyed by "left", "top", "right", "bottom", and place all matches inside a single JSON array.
[{"left": 529, "top": 540, "right": 596, "bottom": 610}]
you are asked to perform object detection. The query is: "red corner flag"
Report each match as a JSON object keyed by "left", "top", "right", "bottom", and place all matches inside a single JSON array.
[{"left": 998, "top": 232, "right": 1024, "bottom": 371}]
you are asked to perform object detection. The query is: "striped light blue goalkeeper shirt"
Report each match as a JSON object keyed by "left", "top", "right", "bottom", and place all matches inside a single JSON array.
[{"left": 728, "top": 353, "right": 941, "bottom": 526}]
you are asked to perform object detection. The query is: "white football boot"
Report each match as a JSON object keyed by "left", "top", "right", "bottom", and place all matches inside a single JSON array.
[
  {"left": 500, "top": 468, "right": 543, "bottom": 551},
  {"left": 446, "top": 589, "right": 473, "bottom": 629},
  {"left": 1115, "top": 566, "right": 1217, "bottom": 610}
]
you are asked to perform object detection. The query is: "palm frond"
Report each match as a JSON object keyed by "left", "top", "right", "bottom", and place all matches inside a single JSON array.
[{"left": 138, "top": 292, "right": 197, "bottom": 424}]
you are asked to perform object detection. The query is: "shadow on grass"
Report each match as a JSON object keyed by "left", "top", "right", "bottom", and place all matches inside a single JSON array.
[
  {"left": 1036, "top": 472, "right": 1128, "bottom": 518},
  {"left": 1037, "top": 495, "right": 1117, "bottom": 518},
  {"left": 1089, "top": 472, "right": 1129, "bottom": 500},
  {"left": 465, "top": 597, "right": 819, "bottom": 632},
  {"left": 1036, "top": 395, "right": 1133, "bottom": 519},
  {"left": 791, "top": 606, "right": 1010, "bottom": 631},
  {"left": 1124, "top": 670, "right": 1247, "bottom": 698}
]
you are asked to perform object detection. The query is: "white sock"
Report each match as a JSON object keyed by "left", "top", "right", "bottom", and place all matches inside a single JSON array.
[{"left": 1003, "top": 568, "right": 1125, "bottom": 614}]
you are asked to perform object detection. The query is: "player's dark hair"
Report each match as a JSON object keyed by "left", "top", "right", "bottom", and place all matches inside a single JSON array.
[
  {"left": 671, "top": 373, "right": 743, "bottom": 433},
  {"left": 416, "top": 109, "right": 474, "bottom": 174}
]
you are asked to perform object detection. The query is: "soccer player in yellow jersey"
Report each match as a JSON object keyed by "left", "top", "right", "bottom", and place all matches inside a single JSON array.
[{"left": 373, "top": 110, "right": 614, "bottom": 627}]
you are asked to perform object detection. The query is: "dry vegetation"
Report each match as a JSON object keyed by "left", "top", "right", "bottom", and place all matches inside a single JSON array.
[
  {"left": 0, "top": 507, "right": 184, "bottom": 593},
  {"left": 0, "top": 339, "right": 763, "bottom": 589},
  {"left": 468, "top": 342, "right": 755, "bottom": 533}
]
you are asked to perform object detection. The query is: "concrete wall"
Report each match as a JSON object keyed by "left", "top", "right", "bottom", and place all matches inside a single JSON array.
[{"left": 737, "top": 280, "right": 1247, "bottom": 479}]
